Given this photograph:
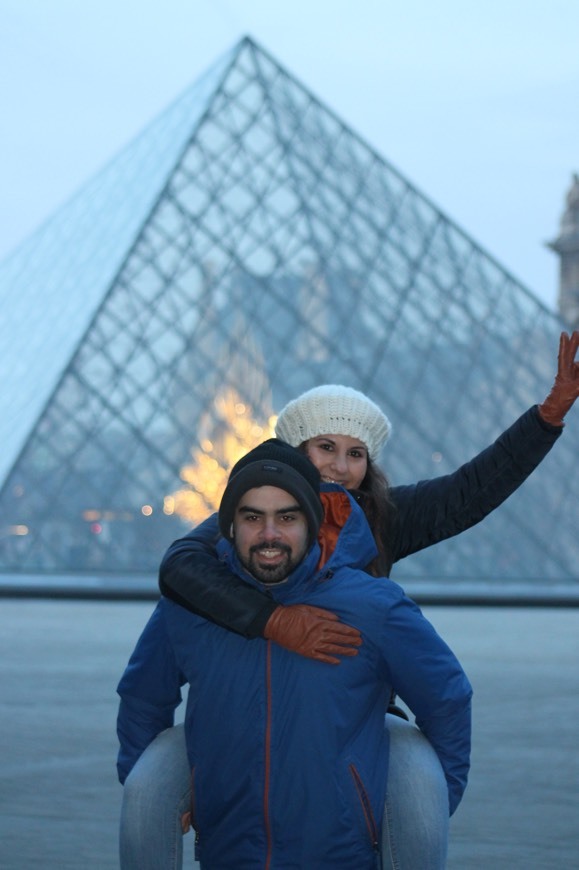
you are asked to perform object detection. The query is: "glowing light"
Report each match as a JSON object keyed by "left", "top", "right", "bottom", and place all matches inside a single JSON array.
[
  {"left": 82, "top": 509, "right": 133, "bottom": 522},
  {"left": 168, "top": 387, "right": 275, "bottom": 525},
  {"left": 432, "top": 452, "right": 443, "bottom": 463},
  {"left": 90, "top": 523, "right": 103, "bottom": 534},
  {"left": 141, "top": 505, "right": 153, "bottom": 516},
  {"left": 9, "top": 525, "right": 29, "bottom": 536}
]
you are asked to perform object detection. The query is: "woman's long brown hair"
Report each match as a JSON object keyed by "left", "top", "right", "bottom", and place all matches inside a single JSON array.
[{"left": 353, "top": 457, "right": 397, "bottom": 577}]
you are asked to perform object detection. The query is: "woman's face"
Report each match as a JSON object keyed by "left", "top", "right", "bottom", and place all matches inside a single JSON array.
[{"left": 305, "top": 434, "right": 369, "bottom": 490}]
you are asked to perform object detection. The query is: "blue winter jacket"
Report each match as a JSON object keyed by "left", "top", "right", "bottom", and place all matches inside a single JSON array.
[{"left": 117, "top": 487, "right": 472, "bottom": 869}]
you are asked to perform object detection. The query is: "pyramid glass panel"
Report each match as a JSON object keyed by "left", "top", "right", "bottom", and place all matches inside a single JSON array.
[{"left": 0, "top": 37, "right": 577, "bottom": 588}]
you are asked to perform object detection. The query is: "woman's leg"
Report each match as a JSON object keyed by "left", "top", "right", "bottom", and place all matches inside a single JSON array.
[
  {"left": 119, "top": 724, "right": 191, "bottom": 870},
  {"left": 381, "top": 714, "right": 449, "bottom": 870}
]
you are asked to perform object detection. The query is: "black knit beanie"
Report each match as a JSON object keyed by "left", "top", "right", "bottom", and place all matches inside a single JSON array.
[{"left": 218, "top": 439, "right": 323, "bottom": 544}]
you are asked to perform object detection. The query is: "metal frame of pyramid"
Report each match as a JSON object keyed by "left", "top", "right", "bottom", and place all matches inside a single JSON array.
[{"left": 0, "top": 36, "right": 576, "bottom": 587}]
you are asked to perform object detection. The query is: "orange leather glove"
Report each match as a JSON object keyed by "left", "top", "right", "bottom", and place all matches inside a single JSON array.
[
  {"left": 538, "top": 331, "right": 579, "bottom": 426},
  {"left": 264, "top": 604, "right": 362, "bottom": 664}
]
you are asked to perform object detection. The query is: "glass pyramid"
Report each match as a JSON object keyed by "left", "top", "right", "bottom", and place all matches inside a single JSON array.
[{"left": 0, "top": 36, "right": 576, "bottom": 588}]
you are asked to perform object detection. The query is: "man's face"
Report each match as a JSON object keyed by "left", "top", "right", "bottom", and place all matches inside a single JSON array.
[{"left": 232, "top": 486, "right": 309, "bottom": 585}]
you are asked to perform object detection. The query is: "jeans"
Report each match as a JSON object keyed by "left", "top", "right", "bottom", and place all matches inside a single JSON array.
[
  {"left": 382, "top": 714, "right": 449, "bottom": 869},
  {"left": 120, "top": 715, "right": 448, "bottom": 869},
  {"left": 120, "top": 726, "right": 191, "bottom": 870}
]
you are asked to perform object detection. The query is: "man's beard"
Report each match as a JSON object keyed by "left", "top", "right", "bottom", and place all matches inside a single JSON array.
[{"left": 240, "top": 543, "right": 298, "bottom": 585}]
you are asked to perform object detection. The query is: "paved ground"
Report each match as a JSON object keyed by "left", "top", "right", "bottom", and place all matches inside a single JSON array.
[{"left": 0, "top": 598, "right": 577, "bottom": 869}]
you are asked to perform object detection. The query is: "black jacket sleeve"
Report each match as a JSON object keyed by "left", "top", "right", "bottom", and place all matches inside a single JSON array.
[
  {"left": 158, "top": 513, "right": 278, "bottom": 639},
  {"left": 389, "top": 406, "right": 563, "bottom": 563},
  {"left": 160, "top": 407, "right": 561, "bottom": 634}
]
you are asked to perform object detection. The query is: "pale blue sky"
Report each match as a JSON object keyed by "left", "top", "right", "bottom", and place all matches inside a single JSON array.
[{"left": 1, "top": 0, "right": 577, "bottom": 310}]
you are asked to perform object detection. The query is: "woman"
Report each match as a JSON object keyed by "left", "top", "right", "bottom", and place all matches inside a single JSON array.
[{"left": 120, "top": 332, "right": 579, "bottom": 869}]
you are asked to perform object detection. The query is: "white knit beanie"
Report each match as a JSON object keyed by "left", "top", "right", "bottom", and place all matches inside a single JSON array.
[{"left": 275, "top": 385, "right": 392, "bottom": 461}]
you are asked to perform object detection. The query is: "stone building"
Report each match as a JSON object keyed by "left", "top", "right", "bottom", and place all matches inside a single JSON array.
[{"left": 549, "top": 174, "right": 579, "bottom": 330}]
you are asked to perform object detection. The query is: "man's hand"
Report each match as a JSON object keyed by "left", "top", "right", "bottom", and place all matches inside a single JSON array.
[
  {"left": 264, "top": 604, "right": 362, "bottom": 664},
  {"left": 538, "top": 331, "right": 579, "bottom": 426}
]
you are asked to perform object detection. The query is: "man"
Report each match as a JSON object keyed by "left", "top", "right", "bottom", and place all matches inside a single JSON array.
[{"left": 117, "top": 440, "right": 472, "bottom": 869}]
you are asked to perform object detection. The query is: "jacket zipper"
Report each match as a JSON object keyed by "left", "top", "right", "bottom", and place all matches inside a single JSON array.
[
  {"left": 349, "top": 763, "right": 380, "bottom": 852},
  {"left": 264, "top": 641, "right": 273, "bottom": 869},
  {"left": 190, "top": 766, "right": 199, "bottom": 847}
]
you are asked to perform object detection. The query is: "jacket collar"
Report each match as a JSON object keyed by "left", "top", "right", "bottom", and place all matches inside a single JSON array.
[{"left": 317, "top": 483, "right": 377, "bottom": 572}]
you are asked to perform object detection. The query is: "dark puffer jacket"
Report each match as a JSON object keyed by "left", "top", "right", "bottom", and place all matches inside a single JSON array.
[{"left": 159, "top": 406, "right": 562, "bottom": 637}]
